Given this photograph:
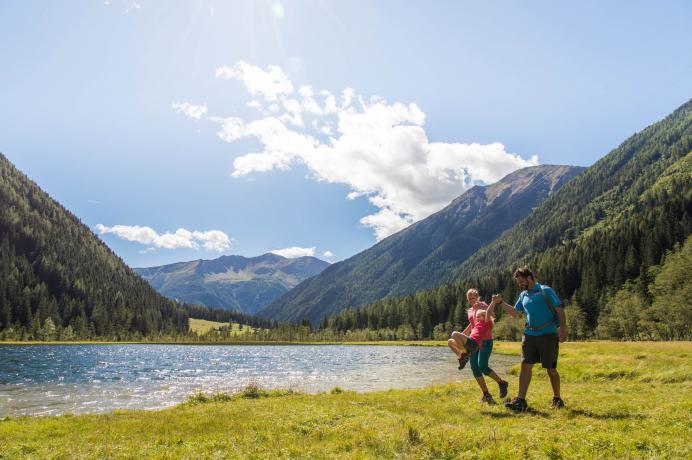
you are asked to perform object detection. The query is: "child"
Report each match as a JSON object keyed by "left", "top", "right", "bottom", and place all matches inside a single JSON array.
[
  {"left": 449, "top": 294, "right": 509, "bottom": 403},
  {"left": 448, "top": 289, "right": 491, "bottom": 370},
  {"left": 457, "top": 305, "right": 495, "bottom": 362}
]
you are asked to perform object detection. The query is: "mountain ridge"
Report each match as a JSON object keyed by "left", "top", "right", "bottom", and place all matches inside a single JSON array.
[
  {"left": 260, "top": 164, "right": 584, "bottom": 324},
  {"left": 135, "top": 253, "right": 330, "bottom": 314}
]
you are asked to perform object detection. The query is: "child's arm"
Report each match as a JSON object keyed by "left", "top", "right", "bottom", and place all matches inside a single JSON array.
[{"left": 487, "top": 299, "right": 496, "bottom": 319}]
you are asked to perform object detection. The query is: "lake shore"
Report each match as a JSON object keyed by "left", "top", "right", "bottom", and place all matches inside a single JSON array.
[{"left": 1, "top": 342, "right": 690, "bottom": 458}]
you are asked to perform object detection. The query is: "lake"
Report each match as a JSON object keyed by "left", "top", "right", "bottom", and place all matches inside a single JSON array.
[{"left": 0, "top": 344, "right": 516, "bottom": 417}]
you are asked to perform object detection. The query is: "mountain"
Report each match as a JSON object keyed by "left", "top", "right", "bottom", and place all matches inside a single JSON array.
[
  {"left": 453, "top": 98, "right": 692, "bottom": 320},
  {"left": 135, "top": 254, "right": 330, "bottom": 314},
  {"left": 0, "top": 153, "right": 189, "bottom": 339},
  {"left": 322, "top": 98, "right": 692, "bottom": 340},
  {"left": 260, "top": 164, "right": 584, "bottom": 324}
]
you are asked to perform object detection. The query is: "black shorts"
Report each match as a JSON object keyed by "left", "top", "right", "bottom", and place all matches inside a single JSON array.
[
  {"left": 522, "top": 333, "right": 559, "bottom": 368},
  {"left": 462, "top": 334, "right": 479, "bottom": 353}
]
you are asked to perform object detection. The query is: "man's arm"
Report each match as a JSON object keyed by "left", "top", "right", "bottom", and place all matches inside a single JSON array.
[
  {"left": 556, "top": 307, "right": 567, "bottom": 342},
  {"left": 492, "top": 294, "right": 522, "bottom": 318}
]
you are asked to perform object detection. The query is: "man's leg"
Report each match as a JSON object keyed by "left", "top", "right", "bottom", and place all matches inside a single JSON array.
[
  {"left": 547, "top": 368, "right": 560, "bottom": 398},
  {"left": 518, "top": 363, "right": 533, "bottom": 399}
]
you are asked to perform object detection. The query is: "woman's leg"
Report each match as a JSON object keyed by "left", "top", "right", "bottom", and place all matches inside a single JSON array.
[
  {"left": 479, "top": 340, "right": 507, "bottom": 384},
  {"left": 470, "top": 350, "right": 489, "bottom": 393},
  {"left": 479, "top": 340, "right": 501, "bottom": 381}
]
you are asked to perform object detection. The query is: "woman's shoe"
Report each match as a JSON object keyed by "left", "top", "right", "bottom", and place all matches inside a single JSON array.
[
  {"left": 480, "top": 392, "right": 496, "bottom": 404},
  {"left": 498, "top": 380, "right": 509, "bottom": 398}
]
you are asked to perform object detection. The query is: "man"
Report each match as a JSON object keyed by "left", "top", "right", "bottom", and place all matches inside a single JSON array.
[{"left": 491, "top": 266, "right": 568, "bottom": 411}]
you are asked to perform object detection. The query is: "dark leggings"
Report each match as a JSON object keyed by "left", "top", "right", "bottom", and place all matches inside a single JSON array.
[{"left": 470, "top": 339, "right": 494, "bottom": 377}]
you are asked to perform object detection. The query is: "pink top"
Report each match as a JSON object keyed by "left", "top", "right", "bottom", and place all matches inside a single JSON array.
[{"left": 467, "top": 301, "right": 493, "bottom": 342}]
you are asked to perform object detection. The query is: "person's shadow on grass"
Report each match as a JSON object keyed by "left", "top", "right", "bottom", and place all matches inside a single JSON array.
[{"left": 480, "top": 408, "right": 642, "bottom": 420}]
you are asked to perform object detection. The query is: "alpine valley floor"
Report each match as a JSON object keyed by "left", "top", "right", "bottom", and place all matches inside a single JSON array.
[{"left": 1, "top": 341, "right": 690, "bottom": 459}]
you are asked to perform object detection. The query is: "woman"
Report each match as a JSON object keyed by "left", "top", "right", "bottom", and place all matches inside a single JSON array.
[{"left": 447, "top": 289, "right": 509, "bottom": 404}]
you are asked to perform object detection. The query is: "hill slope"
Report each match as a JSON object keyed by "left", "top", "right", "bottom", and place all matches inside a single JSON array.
[
  {"left": 453, "top": 98, "right": 692, "bottom": 320},
  {"left": 320, "top": 98, "right": 691, "bottom": 339},
  {"left": 260, "top": 164, "right": 584, "bottom": 324},
  {"left": 135, "top": 254, "right": 329, "bottom": 314},
  {"left": 0, "top": 154, "right": 189, "bottom": 339}
]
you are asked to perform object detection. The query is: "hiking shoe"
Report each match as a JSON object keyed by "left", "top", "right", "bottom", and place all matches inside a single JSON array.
[
  {"left": 458, "top": 353, "right": 470, "bottom": 370},
  {"left": 551, "top": 397, "right": 565, "bottom": 409},
  {"left": 480, "top": 392, "right": 496, "bottom": 405},
  {"left": 498, "top": 380, "right": 509, "bottom": 399},
  {"left": 505, "top": 397, "right": 528, "bottom": 412}
]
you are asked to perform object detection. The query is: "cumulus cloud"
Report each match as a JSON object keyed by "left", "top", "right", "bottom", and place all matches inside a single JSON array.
[
  {"left": 95, "top": 224, "right": 231, "bottom": 252},
  {"left": 270, "top": 246, "right": 316, "bottom": 258},
  {"left": 176, "top": 62, "right": 539, "bottom": 240},
  {"left": 215, "top": 61, "right": 293, "bottom": 101},
  {"left": 172, "top": 102, "right": 208, "bottom": 120}
]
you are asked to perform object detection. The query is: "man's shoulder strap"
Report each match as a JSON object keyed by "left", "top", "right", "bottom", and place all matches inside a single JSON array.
[{"left": 539, "top": 285, "right": 558, "bottom": 317}]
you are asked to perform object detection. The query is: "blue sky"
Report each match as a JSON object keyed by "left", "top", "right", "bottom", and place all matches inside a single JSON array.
[{"left": 2, "top": 0, "right": 690, "bottom": 268}]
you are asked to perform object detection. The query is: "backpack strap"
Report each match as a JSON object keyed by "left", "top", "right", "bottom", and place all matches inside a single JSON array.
[{"left": 525, "top": 285, "right": 561, "bottom": 331}]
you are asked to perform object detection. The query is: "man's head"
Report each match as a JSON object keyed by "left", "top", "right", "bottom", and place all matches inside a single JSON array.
[{"left": 513, "top": 266, "right": 535, "bottom": 290}]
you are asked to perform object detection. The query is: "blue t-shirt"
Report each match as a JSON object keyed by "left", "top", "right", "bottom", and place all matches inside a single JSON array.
[{"left": 514, "top": 283, "right": 562, "bottom": 336}]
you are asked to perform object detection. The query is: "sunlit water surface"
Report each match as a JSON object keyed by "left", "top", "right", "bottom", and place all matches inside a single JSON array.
[{"left": 0, "top": 344, "right": 515, "bottom": 417}]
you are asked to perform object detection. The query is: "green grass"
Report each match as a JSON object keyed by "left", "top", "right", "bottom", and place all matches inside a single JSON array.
[
  {"left": 187, "top": 318, "right": 257, "bottom": 335},
  {"left": 1, "top": 342, "right": 690, "bottom": 459}
]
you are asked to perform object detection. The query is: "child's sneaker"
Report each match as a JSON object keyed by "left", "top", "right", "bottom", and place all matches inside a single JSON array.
[
  {"left": 480, "top": 392, "right": 496, "bottom": 404},
  {"left": 457, "top": 353, "right": 470, "bottom": 370},
  {"left": 550, "top": 397, "right": 565, "bottom": 409},
  {"left": 505, "top": 397, "right": 528, "bottom": 412},
  {"left": 498, "top": 380, "right": 509, "bottom": 399}
]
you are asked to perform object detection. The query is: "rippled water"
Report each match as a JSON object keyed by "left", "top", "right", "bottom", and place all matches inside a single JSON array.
[{"left": 0, "top": 344, "right": 515, "bottom": 417}]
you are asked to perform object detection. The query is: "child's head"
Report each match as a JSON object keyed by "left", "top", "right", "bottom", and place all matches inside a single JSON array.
[
  {"left": 466, "top": 288, "right": 480, "bottom": 305},
  {"left": 475, "top": 309, "right": 487, "bottom": 322}
]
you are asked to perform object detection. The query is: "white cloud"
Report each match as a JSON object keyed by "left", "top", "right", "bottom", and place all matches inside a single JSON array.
[
  {"left": 215, "top": 61, "right": 293, "bottom": 101},
  {"left": 322, "top": 251, "right": 335, "bottom": 258},
  {"left": 270, "top": 246, "right": 316, "bottom": 258},
  {"left": 193, "top": 230, "right": 232, "bottom": 252},
  {"left": 95, "top": 224, "right": 231, "bottom": 252},
  {"left": 139, "top": 247, "right": 156, "bottom": 254},
  {"left": 125, "top": 2, "right": 141, "bottom": 13},
  {"left": 172, "top": 102, "right": 208, "bottom": 120},
  {"left": 179, "top": 62, "right": 540, "bottom": 240}
]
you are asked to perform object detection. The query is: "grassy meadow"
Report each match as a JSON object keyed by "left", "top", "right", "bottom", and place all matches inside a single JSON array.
[
  {"left": 1, "top": 341, "right": 690, "bottom": 459},
  {"left": 187, "top": 318, "right": 257, "bottom": 335}
]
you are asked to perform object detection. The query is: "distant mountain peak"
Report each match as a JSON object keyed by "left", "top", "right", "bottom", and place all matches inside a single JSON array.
[{"left": 135, "top": 253, "right": 329, "bottom": 314}]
